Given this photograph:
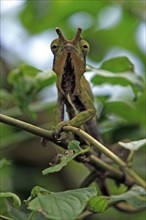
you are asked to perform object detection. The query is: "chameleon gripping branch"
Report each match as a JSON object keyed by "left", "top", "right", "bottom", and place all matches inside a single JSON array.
[
  {"left": 1, "top": 28, "right": 146, "bottom": 193},
  {"left": 51, "top": 27, "right": 102, "bottom": 142}
]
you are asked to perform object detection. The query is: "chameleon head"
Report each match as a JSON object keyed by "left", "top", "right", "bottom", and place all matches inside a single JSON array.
[{"left": 51, "top": 28, "right": 90, "bottom": 77}]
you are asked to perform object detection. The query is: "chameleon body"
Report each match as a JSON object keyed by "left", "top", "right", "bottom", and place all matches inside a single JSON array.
[{"left": 51, "top": 28, "right": 101, "bottom": 142}]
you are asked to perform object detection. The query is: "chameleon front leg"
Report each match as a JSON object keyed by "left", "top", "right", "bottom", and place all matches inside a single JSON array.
[
  {"left": 54, "top": 90, "right": 97, "bottom": 140},
  {"left": 54, "top": 107, "right": 96, "bottom": 140},
  {"left": 70, "top": 108, "right": 96, "bottom": 127}
]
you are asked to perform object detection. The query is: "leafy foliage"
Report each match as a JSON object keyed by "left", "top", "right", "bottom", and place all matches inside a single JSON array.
[
  {"left": 88, "top": 196, "right": 109, "bottom": 213},
  {"left": 0, "top": 192, "right": 21, "bottom": 207},
  {"left": 0, "top": 184, "right": 27, "bottom": 220},
  {"left": 100, "top": 56, "right": 135, "bottom": 72},
  {"left": 8, "top": 64, "right": 56, "bottom": 116},
  {"left": 26, "top": 186, "right": 97, "bottom": 220},
  {"left": 90, "top": 56, "right": 143, "bottom": 99},
  {"left": 87, "top": 185, "right": 146, "bottom": 214},
  {"left": 1, "top": 1, "right": 146, "bottom": 220},
  {"left": 42, "top": 141, "right": 89, "bottom": 175},
  {"left": 109, "top": 185, "right": 146, "bottom": 208}
]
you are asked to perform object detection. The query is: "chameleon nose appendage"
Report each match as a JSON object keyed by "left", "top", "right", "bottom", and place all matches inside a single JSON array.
[{"left": 63, "top": 43, "right": 75, "bottom": 53}]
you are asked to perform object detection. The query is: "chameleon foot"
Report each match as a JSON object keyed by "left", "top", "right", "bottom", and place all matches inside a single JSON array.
[{"left": 54, "top": 121, "right": 71, "bottom": 141}]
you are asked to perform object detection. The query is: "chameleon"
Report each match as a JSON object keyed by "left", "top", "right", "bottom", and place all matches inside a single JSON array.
[{"left": 51, "top": 27, "right": 102, "bottom": 143}]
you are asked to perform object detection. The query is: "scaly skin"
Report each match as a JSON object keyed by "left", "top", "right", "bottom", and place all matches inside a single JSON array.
[{"left": 51, "top": 28, "right": 101, "bottom": 142}]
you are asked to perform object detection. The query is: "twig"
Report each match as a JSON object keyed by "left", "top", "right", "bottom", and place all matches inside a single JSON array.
[
  {"left": 64, "top": 126, "right": 146, "bottom": 189},
  {"left": 0, "top": 114, "right": 146, "bottom": 189},
  {"left": 0, "top": 114, "right": 123, "bottom": 181},
  {"left": 0, "top": 114, "right": 125, "bottom": 181},
  {"left": 80, "top": 171, "right": 98, "bottom": 188},
  {"left": 0, "top": 114, "right": 54, "bottom": 141},
  {"left": 89, "top": 154, "right": 123, "bottom": 179}
]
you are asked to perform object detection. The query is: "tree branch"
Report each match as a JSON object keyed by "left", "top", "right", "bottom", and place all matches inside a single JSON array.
[
  {"left": 0, "top": 114, "right": 122, "bottom": 181},
  {"left": 0, "top": 114, "right": 54, "bottom": 141},
  {"left": 63, "top": 126, "right": 146, "bottom": 189},
  {"left": 0, "top": 114, "right": 146, "bottom": 189}
]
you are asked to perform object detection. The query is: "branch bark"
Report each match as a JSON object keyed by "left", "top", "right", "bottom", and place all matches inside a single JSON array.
[
  {"left": 64, "top": 126, "right": 146, "bottom": 189},
  {"left": 0, "top": 114, "right": 54, "bottom": 140},
  {"left": 0, "top": 114, "right": 146, "bottom": 189}
]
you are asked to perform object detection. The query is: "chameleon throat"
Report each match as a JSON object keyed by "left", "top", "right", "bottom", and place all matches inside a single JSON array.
[
  {"left": 62, "top": 54, "right": 86, "bottom": 116},
  {"left": 61, "top": 54, "right": 75, "bottom": 94}
]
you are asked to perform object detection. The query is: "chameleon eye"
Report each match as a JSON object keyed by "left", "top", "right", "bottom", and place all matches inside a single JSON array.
[
  {"left": 50, "top": 39, "right": 59, "bottom": 54},
  {"left": 79, "top": 40, "right": 90, "bottom": 56},
  {"left": 51, "top": 44, "right": 58, "bottom": 54},
  {"left": 51, "top": 44, "right": 58, "bottom": 49},
  {"left": 83, "top": 45, "right": 88, "bottom": 49}
]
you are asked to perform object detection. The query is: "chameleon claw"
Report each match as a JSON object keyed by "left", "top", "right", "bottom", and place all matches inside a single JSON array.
[
  {"left": 54, "top": 132, "right": 62, "bottom": 142},
  {"left": 54, "top": 121, "right": 71, "bottom": 141},
  {"left": 54, "top": 132, "right": 68, "bottom": 143}
]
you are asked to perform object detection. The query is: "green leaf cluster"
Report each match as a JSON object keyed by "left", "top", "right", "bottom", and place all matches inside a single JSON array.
[
  {"left": 26, "top": 186, "right": 97, "bottom": 220},
  {"left": 1, "top": 1, "right": 146, "bottom": 220},
  {"left": 110, "top": 185, "right": 146, "bottom": 208},
  {"left": 7, "top": 65, "right": 56, "bottom": 116},
  {"left": 90, "top": 56, "right": 143, "bottom": 99},
  {"left": 87, "top": 185, "right": 146, "bottom": 214},
  {"left": 42, "top": 141, "right": 89, "bottom": 175}
]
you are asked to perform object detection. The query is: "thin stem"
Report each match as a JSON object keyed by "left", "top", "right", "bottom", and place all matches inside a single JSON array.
[
  {"left": 89, "top": 154, "right": 123, "bottom": 179},
  {"left": 0, "top": 215, "right": 13, "bottom": 220},
  {"left": 28, "top": 211, "right": 36, "bottom": 220},
  {"left": 0, "top": 115, "right": 123, "bottom": 181},
  {"left": 0, "top": 114, "right": 54, "bottom": 141},
  {"left": 80, "top": 171, "right": 98, "bottom": 188},
  {"left": 64, "top": 126, "right": 126, "bottom": 166},
  {"left": 76, "top": 210, "right": 91, "bottom": 220},
  {"left": 1, "top": 114, "right": 146, "bottom": 189},
  {"left": 64, "top": 126, "right": 146, "bottom": 189},
  {"left": 0, "top": 114, "right": 122, "bottom": 181}
]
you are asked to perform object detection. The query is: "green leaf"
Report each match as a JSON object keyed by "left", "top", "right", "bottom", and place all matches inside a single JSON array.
[
  {"left": 102, "top": 90, "right": 145, "bottom": 128},
  {"left": 8, "top": 64, "right": 56, "bottom": 116},
  {"left": 0, "top": 159, "right": 11, "bottom": 169},
  {"left": 68, "top": 140, "right": 80, "bottom": 152},
  {"left": 25, "top": 186, "right": 50, "bottom": 203},
  {"left": 88, "top": 196, "right": 109, "bottom": 213},
  {"left": 103, "top": 100, "right": 134, "bottom": 121},
  {"left": 42, "top": 148, "right": 89, "bottom": 175},
  {"left": 0, "top": 192, "right": 21, "bottom": 207},
  {"left": 91, "top": 68, "right": 143, "bottom": 99},
  {"left": 19, "top": 1, "right": 105, "bottom": 34},
  {"left": 109, "top": 185, "right": 146, "bottom": 208},
  {"left": 100, "top": 56, "right": 135, "bottom": 73},
  {"left": 0, "top": 199, "right": 28, "bottom": 220},
  {"left": 27, "top": 187, "right": 97, "bottom": 220},
  {"left": 0, "top": 89, "right": 13, "bottom": 110},
  {"left": 89, "top": 9, "right": 144, "bottom": 63},
  {"left": 118, "top": 139, "right": 146, "bottom": 151}
]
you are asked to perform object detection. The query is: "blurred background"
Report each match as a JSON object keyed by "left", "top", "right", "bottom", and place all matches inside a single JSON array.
[{"left": 0, "top": 1, "right": 145, "bottom": 220}]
